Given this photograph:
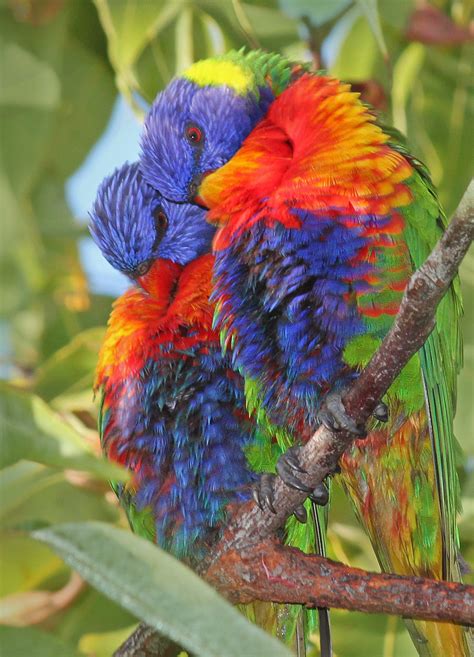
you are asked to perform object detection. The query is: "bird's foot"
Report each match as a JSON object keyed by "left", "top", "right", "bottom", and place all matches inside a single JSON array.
[
  {"left": 252, "top": 458, "right": 322, "bottom": 524},
  {"left": 276, "top": 446, "right": 329, "bottom": 506},
  {"left": 317, "top": 392, "right": 366, "bottom": 436}
]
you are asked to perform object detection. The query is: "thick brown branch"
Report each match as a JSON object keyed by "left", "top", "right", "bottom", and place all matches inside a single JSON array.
[
  {"left": 116, "top": 184, "right": 474, "bottom": 656},
  {"left": 205, "top": 540, "right": 474, "bottom": 626}
]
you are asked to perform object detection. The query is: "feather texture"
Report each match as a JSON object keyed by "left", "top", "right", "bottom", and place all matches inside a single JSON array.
[{"left": 198, "top": 71, "right": 468, "bottom": 657}]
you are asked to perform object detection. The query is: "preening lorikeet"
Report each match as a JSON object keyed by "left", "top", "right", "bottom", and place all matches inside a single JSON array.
[
  {"left": 140, "top": 50, "right": 470, "bottom": 657},
  {"left": 90, "top": 162, "right": 326, "bottom": 655}
]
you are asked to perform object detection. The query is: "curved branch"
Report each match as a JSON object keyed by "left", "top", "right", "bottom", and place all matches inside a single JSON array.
[
  {"left": 116, "top": 183, "right": 474, "bottom": 656},
  {"left": 205, "top": 540, "right": 474, "bottom": 626},
  {"left": 203, "top": 180, "right": 474, "bottom": 558}
]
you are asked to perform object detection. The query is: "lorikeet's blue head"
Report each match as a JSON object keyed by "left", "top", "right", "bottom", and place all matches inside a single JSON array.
[
  {"left": 140, "top": 53, "right": 282, "bottom": 202},
  {"left": 89, "top": 162, "right": 215, "bottom": 278}
]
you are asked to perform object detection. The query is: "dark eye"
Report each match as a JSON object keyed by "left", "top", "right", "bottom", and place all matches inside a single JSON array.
[
  {"left": 153, "top": 206, "right": 168, "bottom": 231},
  {"left": 185, "top": 124, "right": 203, "bottom": 145},
  {"left": 135, "top": 260, "right": 152, "bottom": 277}
]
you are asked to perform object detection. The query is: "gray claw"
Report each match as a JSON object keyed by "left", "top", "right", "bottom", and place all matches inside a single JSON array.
[
  {"left": 310, "top": 483, "right": 329, "bottom": 506},
  {"left": 276, "top": 449, "right": 313, "bottom": 494},
  {"left": 293, "top": 504, "right": 307, "bottom": 523},
  {"left": 319, "top": 392, "right": 366, "bottom": 436},
  {"left": 284, "top": 446, "right": 307, "bottom": 474},
  {"left": 373, "top": 401, "right": 389, "bottom": 422},
  {"left": 252, "top": 486, "right": 264, "bottom": 511},
  {"left": 253, "top": 473, "right": 277, "bottom": 514}
]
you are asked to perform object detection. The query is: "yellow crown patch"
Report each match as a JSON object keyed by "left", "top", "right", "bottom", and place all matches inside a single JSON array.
[{"left": 183, "top": 59, "right": 253, "bottom": 95}]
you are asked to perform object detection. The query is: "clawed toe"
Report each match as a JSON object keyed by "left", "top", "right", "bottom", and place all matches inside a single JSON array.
[
  {"left": 252, "top": 473, "right": 277, "bottom": 513},
  {"left": 373, "top": 400, "right": 389, "bottom": 422},
  {"left": 310, "top": 482, "right": 329, "bottom": 506},
  {"left": 318, "top": 392, "right": 366, "bottom": 436},
  {"left": 276, "top": 446, "right": 313, "bottom": 493},
  {"left": 293, "top": 504, "right": 308, "bottom": 523}
]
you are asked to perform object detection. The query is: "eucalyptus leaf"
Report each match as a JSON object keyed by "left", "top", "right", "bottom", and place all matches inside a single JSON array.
[
  {"left": 0, "top": 383, "right": 125, "bottom": 480},
  {"left": 34, "top": 522, "right": 293, "bottom": 657},
  {"left": 355, "top": 0, "right": 388, "bottom": 58},
  {"left": 278, "top": 0, "right": 352, "bottom": 27},
  {"left": 0, "top": 626, "right": 80, "bottom": 657},
  {"left": 0, "top": 41, "right": 60, "bottom": 108},
  {"left": 34, "top": 327, "right": 105, "bottom": 402}
]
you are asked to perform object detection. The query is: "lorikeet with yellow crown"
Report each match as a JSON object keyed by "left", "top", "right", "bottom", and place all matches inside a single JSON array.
[
  {"left": 140, "top": 50, "right": 470, "bottom": 657},
  {"left": 90, "top": 161, "right": 330, "bottom": 656}
]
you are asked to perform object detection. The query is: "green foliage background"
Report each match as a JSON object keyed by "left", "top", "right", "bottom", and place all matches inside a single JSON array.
[{"left": 0, "top": 1, "right": 473, "bottom": 656}]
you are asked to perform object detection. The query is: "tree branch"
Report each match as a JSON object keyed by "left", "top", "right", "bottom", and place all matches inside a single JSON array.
[
  {"left": 205, "top": 540, "right": 474, "bottom": 626},
  {"left": 116, "top": 182, "right": 474, "bottom": 656}
]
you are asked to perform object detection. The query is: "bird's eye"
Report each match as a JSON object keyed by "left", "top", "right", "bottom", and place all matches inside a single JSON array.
[
  {"left": 154, "top": 207, "right": 168, "bottom": 232},
  {"left": 135, "top": 260, "right": 152, "bottom": 277},
  {"left": 185, "top": 124, "right": 203, "bottom": 145}
]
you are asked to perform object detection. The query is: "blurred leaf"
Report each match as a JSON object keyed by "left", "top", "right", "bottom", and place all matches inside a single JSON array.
[
  {"left": 406, "top": 3, "right": 474, "bottom": 46},
  {"left": 400, "top": 44, "right": 474, "bottom": 214},
  {"left": 45, "top": 35, "right": 115, "bottom": 179},
  {"left": 355, "top": 0, "right": 388, "bottom": 58},
  {"left": 94, "top": 0, "right": 300, "bottom": 106},
  {"left": 34, "top": 327, "right": 105, "bottom": 402},
  {"left": 0, "top": 572, "right": 84, "bottom": 627},
  {"left": 56, "top": 588, "right": 137, "bottom": 646},
  {"left": 330, "top": 14, "right": 382, "bottom": 81},
  {"left": 0, "top": 625, "right": 80, "bottom": 657},
  {"left": 79, "top": 624, "right": 137, "bottom": 657},
  {"left": 0, "top": 41, "right": 60, "bottom": 107},
  {"left": 0, "top": 462, "right": 118, "bottom": 530},
  {"left": 392, "top": 43, "right": 425, "bottom": 134},
  {"left": 0, "top": 383, "right": 125, "bottom": 480},
  {"left": 0, "top": 534, "right": 64, "bottom": 596},
  {"left": 330, "top": 610, "right": 417, "bottom": 657},
  {"left": 0, "top": 462, "right": 55, "bottom": 523},
  {"left": 278, "top": 0, "right": 352, "bottom": 26},
  {"left": 34, "top": 522, "right": 293, "bottom": 657}
]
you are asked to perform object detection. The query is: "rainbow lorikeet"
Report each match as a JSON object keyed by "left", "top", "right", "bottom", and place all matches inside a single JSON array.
[
  {"left": 139, "top": 51, "right": 470, "bottom": 657},
  {"left": 90, "top": 162, "right": 328, "bottom": 656}
]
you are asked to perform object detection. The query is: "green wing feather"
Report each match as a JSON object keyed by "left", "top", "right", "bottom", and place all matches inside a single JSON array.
[
  {"left": 244, "top": 377, "right": 327, "bottom": 639},
  {"left": 394, "top": 145, "right": 463, "bottom": 580}
]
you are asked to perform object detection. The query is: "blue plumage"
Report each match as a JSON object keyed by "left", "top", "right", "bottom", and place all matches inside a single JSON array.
[
  {"left": 213, "top": 217, "right": 369, "bottom": 428},
  {"left": 90, "top": 161, "right": 215, "bottom": 274},
  {"left": 140, "top": 79, "right": 273, "bottom": 201}
]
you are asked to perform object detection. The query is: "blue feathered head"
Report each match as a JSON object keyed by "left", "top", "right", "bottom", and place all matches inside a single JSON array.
[
  {"left": 140, "top": 67, "right": 274, "bottom": 202},
  {"left": 89, "top": 162, "right": 215, "bottom": 278}
]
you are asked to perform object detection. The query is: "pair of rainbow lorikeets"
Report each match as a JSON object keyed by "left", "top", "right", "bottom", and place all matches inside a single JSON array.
[{"left": 91, "top": 50, "right": 470, "bottom": 657}]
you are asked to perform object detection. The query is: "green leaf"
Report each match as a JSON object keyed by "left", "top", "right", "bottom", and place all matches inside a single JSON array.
[
  {"left": 56, "top": 588, "right": 137, "bottom": 647},
  {"left": 79, "top": 625, "right": 139, "bottom": 657},
  {"left": 355, "top": 0, "right": 388, "bottom": 59},
  {"left": 330, "top": 13, "right": 381, "bottom": 81},
  {"left": 0, "top": 383, "right": 125, "bottom": 480},
  {"left": 392, "top": 43, "right": 425, "bottom": 134},
  {"left": 34, "top": 522, "right": 293, "bottom": 657},
  {"left": 34, "top": 327, "right": 105, "bottom": 402},
  {"left": 0, "top": 41, "right": 60, "bottom": 108},
  {"left": 0, "top": 534, "right": 64, "bottom": 596},
  {"left": 0, "top": 626, "right": 80, "bottom": 657},
  {"left": 0, "top": 462, "right": 118, "bottom": 530},
  {"left": 278, "top": 0, "right": 352, "bottom": 27},
  {"left": 330, "top": 609, "right": 417, "bottom": 657}
]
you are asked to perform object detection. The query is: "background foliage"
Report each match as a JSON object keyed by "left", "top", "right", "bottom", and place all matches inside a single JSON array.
[{"left": 1, "top": 1, "right": 473, "bottom": 656}]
